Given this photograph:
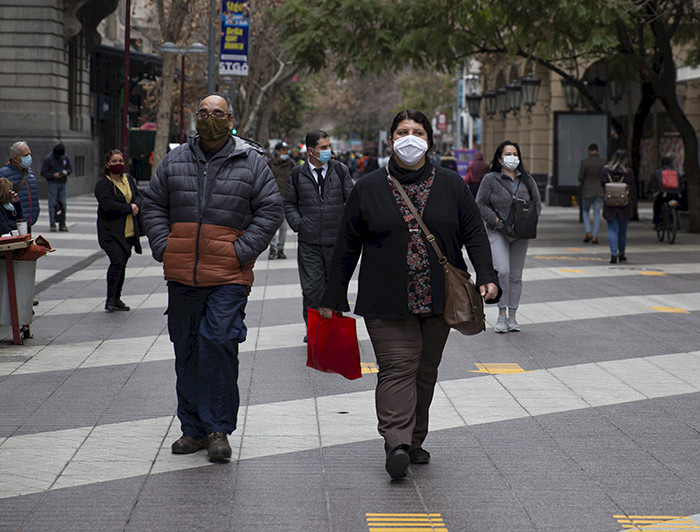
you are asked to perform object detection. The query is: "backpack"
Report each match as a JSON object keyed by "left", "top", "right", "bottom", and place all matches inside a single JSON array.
[{"left": 661, "top": 168, "right": 679, "bottom": 190}]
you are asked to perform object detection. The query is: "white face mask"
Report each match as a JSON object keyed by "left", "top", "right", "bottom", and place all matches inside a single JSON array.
[
  {"left": 502, "top": 155, "right": 520, "bottom": 171},
  {"left": 392, "top": 135, "right": 428, "bottom": 166}
]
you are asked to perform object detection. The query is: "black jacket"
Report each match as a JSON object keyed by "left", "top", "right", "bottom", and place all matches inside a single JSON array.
[
  {"left": 320, "top": 164, "right": 500, "bottom": 319},
  {"left": 283, "top": 159, "right": 353, "bottom": 245},
  {"left": 95, "top": 173, "right": 143, "bottom": 256},
  {"left": 40, "top": 153, "right": 72, "bottom": 184}
]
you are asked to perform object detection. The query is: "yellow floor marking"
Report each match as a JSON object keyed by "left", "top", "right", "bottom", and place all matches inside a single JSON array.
[
  {"left": 650, "top": 306, "right": 691, "bottom": 314},
  {"left": 366, "top": 513, "right": 447, "bottom": 531},
  {"left": 470, "top": 363, "right": 529, "bottom": 375},
  {"left": 533, "top": 255, "right": 608, "bottom": 262},
  {"left": 566, "top": 247, "right": 586, "bottom": 251},
  {"left": 640, "top": 271, "right": 668, "bottom": 276},
  {"left": 361, "top": 362, "right": 378, "bottom": 374},
  {"left": 558, "top": 268, "right": 586, "bottom": 273},
  {"left": 614, "top": 514, "right": 700, "bottom": 531}
]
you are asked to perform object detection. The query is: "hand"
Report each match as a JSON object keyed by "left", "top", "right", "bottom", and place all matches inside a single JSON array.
[
  {"left": 62, "top": 170, "right": 68, "bottom": 176},
  {"left": 54, "top": 172, "right": 60, "bottom": 178},
  {"left": 318, "top": 307, "right": 334, "bottom": 319},
  {"left": 131, "top": 204, "right": 139, "bottom": 216},
  {"left": 480, "top": 282, "right": 499, "bottom": 301},
  {"left": 10, "top": 191, "right": 19, "bottom": 203}
]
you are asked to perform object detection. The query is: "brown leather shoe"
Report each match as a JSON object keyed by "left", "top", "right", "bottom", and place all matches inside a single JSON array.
[
  {"left": 171, "top": 435, "right": 207, "bottom": 454},
  {"left": 207, "top": 432, "right": 232, "bottom": 462}
]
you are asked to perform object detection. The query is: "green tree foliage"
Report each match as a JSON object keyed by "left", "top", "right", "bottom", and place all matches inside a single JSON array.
[{"left": 274, "top": 0, "right": 700, "bottom": 231}]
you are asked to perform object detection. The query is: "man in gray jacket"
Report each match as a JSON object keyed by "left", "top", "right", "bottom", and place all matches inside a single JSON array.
[
  {"left": 578, "top": 143, "right": 605, "bottom": 243},
  {"left": 142, "top": 94, "right": 283, "bottom": 463},
  {"left": 284, "top": 130, "right": 353, "bottom": 337}
]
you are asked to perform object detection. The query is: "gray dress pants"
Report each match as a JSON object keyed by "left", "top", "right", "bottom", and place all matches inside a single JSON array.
[
  {"left": 364, "top": 314, "right": 451, "bottom": 454},
  {"left": 297, "top": 241, "right": 335, "bottom": 323}
]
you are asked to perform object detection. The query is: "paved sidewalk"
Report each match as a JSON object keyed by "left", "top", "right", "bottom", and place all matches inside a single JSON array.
[{"left": 2, "top": 195, "right": 700, "bottom": 531}]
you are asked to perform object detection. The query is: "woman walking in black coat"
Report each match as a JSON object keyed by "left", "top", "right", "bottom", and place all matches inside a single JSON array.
[
  {"left": 94, "top": 149, "right": 143, "bottom": 312},
  {"left": 319, "top": 110, "right": 500, "bottom": 480}
]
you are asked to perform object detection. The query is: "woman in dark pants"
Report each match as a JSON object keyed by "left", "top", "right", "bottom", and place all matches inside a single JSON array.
[
  {"left": 94, "top": 149, "right": 143, "bottom": 311},
  {"left": 319, "top": 110, "right": 500, "bottom": 480}
]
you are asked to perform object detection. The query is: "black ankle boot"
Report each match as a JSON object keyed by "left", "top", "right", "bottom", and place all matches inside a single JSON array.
[
  {"left": 610, "top": 255, "right": 618, "bottom": 264},
  {"left": 619, "top": 254, "right": 627, "bottom": 262},
  {"left": 105, "top": 299, "right": 117, "bottom": 312}
]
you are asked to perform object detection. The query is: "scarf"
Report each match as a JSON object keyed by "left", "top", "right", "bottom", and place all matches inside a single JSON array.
[{"left": 388, "top": 156, "right": 434, "bottom": 185}]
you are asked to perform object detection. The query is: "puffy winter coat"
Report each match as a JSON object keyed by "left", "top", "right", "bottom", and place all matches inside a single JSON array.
[
  {"left": 283, "top": 159, "right": 353, "bottom": 245},
  {"left": 0, "top": 162, "right": 40, "bottom": 228},
  {"left": 142, "top": 134, "right": 283, "bottom": 287}
]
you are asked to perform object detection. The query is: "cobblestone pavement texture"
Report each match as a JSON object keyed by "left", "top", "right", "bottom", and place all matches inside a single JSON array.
[{"left": 1, "top": 194, "right": 700, "bottom": 532}]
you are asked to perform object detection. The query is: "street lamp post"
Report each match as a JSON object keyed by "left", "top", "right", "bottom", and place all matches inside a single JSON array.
[
  {"left": 121, "top": 0, "right": 131, "bottom": 158},
  {"left": 159, "top": 42, "right": 207, "bottom": 143}
]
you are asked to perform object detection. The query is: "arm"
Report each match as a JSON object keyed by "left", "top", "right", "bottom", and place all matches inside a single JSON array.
[
  {"left": 319, "top": 186, "right": 364, "bottom": 314},
  {"left": 142, "top": 165, "right": 172, "bottom": 263},
  {"left": 232, "top": 154, "right": 284, "bottom": 266},
  {"left": 63, "top": 156, "right": 72, "bottom": 177},
  {"left": 341, "top": 163, "right": 354, "bottom": 202},
  {"left": 283, "top": 167, "right": 303, "bottom": 231},
  {"left": 40, "top": 156, "right": 53, "bottom": 180},
  {"left": 474, "top": 175, "right": 502, "bottom": 229},
  {"left": 458, "top": 184, "right": 501, "bottom": 296}
]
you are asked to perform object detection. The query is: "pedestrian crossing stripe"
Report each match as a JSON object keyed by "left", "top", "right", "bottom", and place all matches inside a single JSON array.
[
  {"left": 533, "top": 255, "right": 608, "bottom": 262},
  {"left": 613, "top": 514, "right": 700, "bottom": 530},
  {"left": 650, "top": 306, "right": 691, "bottom": 314},
  {"left": 469, "top": 363, "right": 529, "bottom": 374},
  {"left": 366, "top": 513, "right": 447, "bottom": 531},
  {"left": 558, "top": 268, "right": 586, "bottom": 273},
  {"left": 361, "top": 362, "right": 378, "bottom": 374}
]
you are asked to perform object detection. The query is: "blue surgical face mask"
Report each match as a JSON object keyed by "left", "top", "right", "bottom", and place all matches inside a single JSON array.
[
  {"left": 279, "top": 154, "right": 290, "bottom": 161},
  {"left": 20, "top": 154, "right": 32, "bottom": 169},
  {"left": 316, "top": 149, "right": 332, "bottom": 164}
]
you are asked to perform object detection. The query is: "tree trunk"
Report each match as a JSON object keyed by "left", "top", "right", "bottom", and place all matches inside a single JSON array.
[
  {"left": 153, "top": 54, "right": 177, "bottom": 172},
  {"left": 630, "top": 81, "right": 656, "bottom": 219}
]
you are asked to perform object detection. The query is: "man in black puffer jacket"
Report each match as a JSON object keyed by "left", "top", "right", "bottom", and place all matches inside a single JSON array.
[
  {"left": 284, "top": 130, "right": 353, "bottom": 334},
  {"left": 143, "top": 94, "right": 283, "bottom": 463}
]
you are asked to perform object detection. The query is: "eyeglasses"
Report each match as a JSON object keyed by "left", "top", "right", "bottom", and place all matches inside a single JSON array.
[{"left": 196, "top": 109, "right": 228, "bottom": 120}]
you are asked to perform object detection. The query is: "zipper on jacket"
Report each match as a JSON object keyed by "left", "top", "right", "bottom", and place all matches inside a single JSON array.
[{"left": 193, "top": 162, "right": 207, "bottom": 286}]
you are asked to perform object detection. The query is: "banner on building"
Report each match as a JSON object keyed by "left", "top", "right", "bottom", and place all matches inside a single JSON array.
[{"left": 219, "top": 1, "right": 250, "bottom": 76}]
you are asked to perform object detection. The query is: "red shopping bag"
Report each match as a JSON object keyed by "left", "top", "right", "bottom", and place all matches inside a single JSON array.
[{"left": 306, "top": 308, "right": 362, "bottom": 380}]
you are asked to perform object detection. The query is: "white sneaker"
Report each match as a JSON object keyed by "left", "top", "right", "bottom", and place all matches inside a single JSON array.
[
  {"left": 508, "top": 315, "right": 520, "bottom": 332},
  {"left": 494, "top": 314, "right": 508, "bottom": 333}
]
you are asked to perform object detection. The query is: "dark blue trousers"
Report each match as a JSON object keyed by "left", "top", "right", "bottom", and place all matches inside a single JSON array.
[{"left": 167, "top": 282, "right": 249, "bottom": 438}]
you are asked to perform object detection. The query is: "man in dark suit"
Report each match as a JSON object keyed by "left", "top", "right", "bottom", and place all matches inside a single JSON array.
[{"left": 578, "top": 143, "right": 605, "bottom": 243}]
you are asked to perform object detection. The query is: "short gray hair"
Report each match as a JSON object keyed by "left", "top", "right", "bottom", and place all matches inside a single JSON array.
[
  {"left": 9, "top": 141, "right": 28, "bottom": 158},
  {"left": 197, "top": 93, "right": 234, "bottom": 118}
]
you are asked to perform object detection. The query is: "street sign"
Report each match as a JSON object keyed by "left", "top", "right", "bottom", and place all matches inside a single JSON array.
[
  {"left": 437, "top": 113, "right": 447, "bottom": 132},
  {"left": 219, "top": 1, "right": 250, "bottom": 76}
]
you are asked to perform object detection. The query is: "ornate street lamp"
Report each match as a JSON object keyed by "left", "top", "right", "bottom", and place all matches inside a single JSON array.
[
  {"left": 483, "top": 90, "right": 497, "bottom": 116},
  {"left": 466, "top": 92, "right": 482, "bottom": 118},
  {"left": 496, "top": 86, "right": 508, "bottom": 114},
  {"left": 520, "top": 72, "right": 541, "bottom": 110},
  {"left": 560, "top": 78, "right": 579, "bottom": 110},
  {"left": 608, "top": 79, "right": 626, "bottom": 104},
  {"left": 506, "top": 81, "right": 522, "bottom": 113}
]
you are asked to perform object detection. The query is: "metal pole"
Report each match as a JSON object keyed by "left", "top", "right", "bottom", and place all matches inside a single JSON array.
[
  {"left": 180, "top": 54, "right": 185, "bottom": 143},
  {"left": 121, "top": 0, "right": 131, "bottom": 159},
  {"left": 208, "top": 0, "right": 217, "bottom": 93}
]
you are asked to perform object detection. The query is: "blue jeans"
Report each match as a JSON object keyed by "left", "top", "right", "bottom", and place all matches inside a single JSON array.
[
  {"left": 607, "top": 214, "right": 629, "bottom": 256},
  {"left": 167, "top": 282, "right": 249, "bottom": 438},
  {"left": 581, "top": 196, "right": 603, "bottom": 237},
  {"left": 47, "top": 181, "right": 67, "bottom": 227}
]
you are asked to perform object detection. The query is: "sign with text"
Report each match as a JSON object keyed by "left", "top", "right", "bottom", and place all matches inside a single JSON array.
[{"left": 219, "top": 1, "right": 250, "bottom": 76}]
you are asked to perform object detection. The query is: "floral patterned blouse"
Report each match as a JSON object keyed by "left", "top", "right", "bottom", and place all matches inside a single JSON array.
[{"left": 388, "top": 168, "right": 435, "bottom": 314}]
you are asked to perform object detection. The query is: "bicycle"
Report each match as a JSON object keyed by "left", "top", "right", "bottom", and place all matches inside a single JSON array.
[{"left": 656, "top": 196, "right": 680, "bottom": 244}]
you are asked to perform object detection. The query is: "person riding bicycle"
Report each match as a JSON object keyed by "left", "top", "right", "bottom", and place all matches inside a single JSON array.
[{"left": 651, "top": 156, "right": 681, "bottom": 229}]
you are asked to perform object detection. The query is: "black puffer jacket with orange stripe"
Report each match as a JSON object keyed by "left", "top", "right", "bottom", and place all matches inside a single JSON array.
[{"left": 142, "top": 134, "right": 283, "bottom": 287}]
